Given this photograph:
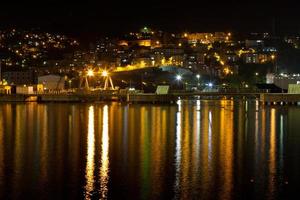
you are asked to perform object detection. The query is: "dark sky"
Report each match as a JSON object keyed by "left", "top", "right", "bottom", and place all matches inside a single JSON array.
[{"left": 1, "top": 0, "right": 300, "bottom": 36}]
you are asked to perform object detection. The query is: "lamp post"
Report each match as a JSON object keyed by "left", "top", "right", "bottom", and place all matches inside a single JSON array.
[
  {"left": 0, "top": 61, "right": 1, "bottom": 82},
  {"left": 102, "top": 70, "right": 115, "bottom": 90},
  {"left": 176, "top": 75, "right": 182, "bottom": 89},
  {"left": 255, "top": 72, "right": 259, "bottom": 84},
  {"left": 196, "top": 74, "right": 200, "bottom": 89},
  {"left": 85, "top": 69, "right": 94, "bottom": 89},
  {"left": 68, "top": 80, "right": 72, "bottom": 89},
  {"left": 271, "top": 54, "right": 277, "bottom": 73}
]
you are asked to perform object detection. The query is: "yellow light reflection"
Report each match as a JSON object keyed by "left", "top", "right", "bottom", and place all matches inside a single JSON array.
[
  {"left": 0, "top": 107, "right": 3, "bottom": 181},
  {"left": 208, "top": 110, "right": 212, "bottom": 162},
  {"left": 191, "top": 100, "right": 201, "bottom": 193},
  {"left": 39, "top": 105, "right": 48, "bottom": 182},
  {"left": 255, "top": 101, "right": 259, "bottom": 151},
  {"left": 151, "top": 106, "right": 164, "bottom": 196},
  {"left": 13, "top": 104, "right": 24, "bottom": 196},
  {"left": 85, "top": 106, "right": 95, "bottom": 199},
  {"left": 219, "top": 100, "right": 234, "bottom": 199},
  {"left": 100, "top": 105, "right": 109, "bottom": 199},
  {"left": 268, "top": 108, "right": 276, "bottom": 196},
  {"left": 139, "top": 106, "right": 150, "bottom": 199}
]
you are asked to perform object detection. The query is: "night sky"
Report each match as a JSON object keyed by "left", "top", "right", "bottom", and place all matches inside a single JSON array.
[{"left": 1, "top": 1, "right": 299, "bottom": 36}]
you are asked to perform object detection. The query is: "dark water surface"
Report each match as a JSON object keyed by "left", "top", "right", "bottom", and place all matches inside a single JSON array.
[{"left": 0, "top": 100, "right": 300, "bottom": 200}]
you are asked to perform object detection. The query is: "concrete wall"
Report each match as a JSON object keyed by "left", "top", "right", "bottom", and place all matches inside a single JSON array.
[
  {"left": 38, "top": 75, "right": 65, "bottom": 90},
  {"left": 16, "top": 86, "right": 34, "bottom": 94},
  {"left": 288, "top": 84, "right": 300, "bottom": 94}
]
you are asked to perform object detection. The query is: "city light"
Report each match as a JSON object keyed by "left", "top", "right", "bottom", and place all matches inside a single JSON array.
[
  {"left": 223, "top": 67, "right": 231, "bottom": 75},
  {"left": 87, "top": 69, "right": 94, "bottom": 77},
  {"left": 102, "top": 70, "right": 108, "bottom": 77},
  {"left": 271, "top": 54, "right": 276, "bottom": 60},
  {"left": 196, "top": 74, "right": 200, "bottom": 79},
  {"left": 176, "top": 75, "right": 182, "bottom": 81}
]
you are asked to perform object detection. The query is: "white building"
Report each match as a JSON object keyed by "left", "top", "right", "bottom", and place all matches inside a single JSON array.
[
  {"left": 267, "top": 73, "right": 300, "bottom": 90},
  {"left": 38, "top": 75, "right": 65, "bottom": 91}
]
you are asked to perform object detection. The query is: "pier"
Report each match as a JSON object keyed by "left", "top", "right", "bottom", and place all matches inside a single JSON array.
[
  {"left": 1, "top": 92, "right": 300, "bottom": 105},
  {"left": 260, "top": 93, "right": 300, "bottom": 105}
]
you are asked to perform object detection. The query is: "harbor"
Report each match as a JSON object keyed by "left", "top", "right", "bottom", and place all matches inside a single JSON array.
[{"left": 2, "top": 91, "right": 300, "bottom": 105}]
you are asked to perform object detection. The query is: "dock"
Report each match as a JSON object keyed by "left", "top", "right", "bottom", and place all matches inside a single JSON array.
[
  {"left": 260, "top": 93, "right": 300, "bottom": 105},
  {"left": 1, "top": 92, "right": 300, "bottom": 105}
]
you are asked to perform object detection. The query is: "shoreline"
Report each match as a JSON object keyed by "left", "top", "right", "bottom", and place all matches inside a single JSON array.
[{"left": 0, "top": 93, "right": 300, "bottom": 106}]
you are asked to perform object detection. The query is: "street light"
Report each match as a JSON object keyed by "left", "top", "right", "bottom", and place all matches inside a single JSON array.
[
  {"left": 176, "top": 75, "right": 182, "bottom": 81},
  {"left": 271, "top": 54, "right": 276, "bottom": 60},
  {"left": 101, "top": 70, "right": 115, "bottom": 90},
  {"left": 68, "top": 80, "right": 72, "bottom": 89},
  {"left": 196, "top": 74, "right": 200, "bottom": 89},
  {"left": 87, "top": 69, "right": 94, "bottom": 77},
  {"left": 176, "top": 75, "right": 183, "bottom": 90},
  {"left": 102, "top": 70, "right": 108, "bottom": 77},
  {"left": 271, "top": 54, "right": 277, "bottom": 73}
]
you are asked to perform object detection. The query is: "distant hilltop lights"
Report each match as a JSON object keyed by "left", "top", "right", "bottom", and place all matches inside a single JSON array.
[{"left": 1, "top": 26, "right": 300, "bottom": 90}]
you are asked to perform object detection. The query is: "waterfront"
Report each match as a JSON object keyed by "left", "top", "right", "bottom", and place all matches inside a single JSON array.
[{"left": 0, "top": 101, "right": 299, "bottom": 199}]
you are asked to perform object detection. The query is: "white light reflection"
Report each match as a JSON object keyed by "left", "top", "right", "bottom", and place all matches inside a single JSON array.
[
  {"left": 174, "top": 100, "right": 182, "bottom": 197},
  {"left": 279, "top": 114, "right": 284, "bottom": 167},
  {"left": 177, "top": 100, "right": 182, "bottom": 112},
  {"left": 85, "top": 106, "right": 95, "bottom": 200},
  {"left": 196, "top": 100, "right": 201, "bottom": 111},
  {"left": 255, "top": 101, "right": 259, "bottom": 142},
  {"left": 196, "top": 100, "right": 201, "bottom": 155},
  {"left": 255, "top": 100, "right": 259, "bottom": 111},
  {"left": 280, "top": 115, "right": 283, "bottom": 149},
  {"left": 100, "top": 105, "right": 109, "bottom": 199},
  {"left": 196, "top": 100, "right": 201, "bottom": 166}
]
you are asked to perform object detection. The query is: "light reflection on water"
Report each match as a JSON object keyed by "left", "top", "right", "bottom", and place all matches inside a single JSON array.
[
  {"left": 0, "top": 101, "right": 300, "bottom": 199},
  {"left": 84, "top": 105, "right": 110, "bottom": 200},
  {"left": 100, "top": 105, "right": 109, "bottom": 199},
  {"left": 174, "top": 100, "right": 182, "bottom": 198},
  {"left": 85, "top": 106, "right": 95, "bottom": 199}
]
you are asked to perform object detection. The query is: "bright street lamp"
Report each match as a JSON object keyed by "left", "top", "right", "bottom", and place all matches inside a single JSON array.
[
  {"left": 87, "top": 69, "right": 94, "bottom": 77},
  {"left": 102, "top": 70, "right": 108, "bottom": 77},
  {"left": 176, "top": 75, "right": 182, "bottom": 81},
  {"left": 196, "top": 74, "right": 200, "bottom": 89},
  {"left": 271, "top": 54, "right": 276, "bottom": 60}
]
